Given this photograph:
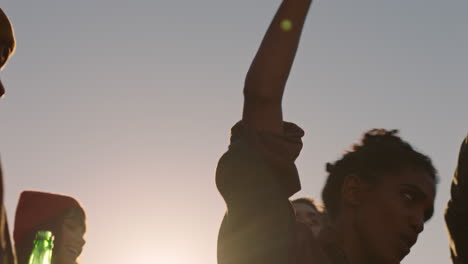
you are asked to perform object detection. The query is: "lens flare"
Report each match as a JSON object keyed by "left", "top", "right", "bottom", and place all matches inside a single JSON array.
[{"left": 281, "top": 19, "right": 292, "bottom": 31}]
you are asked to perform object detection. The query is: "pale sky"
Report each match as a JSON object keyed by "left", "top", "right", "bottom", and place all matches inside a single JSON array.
[{"left": 1, "top": 1, "right": 467, "bottom": 263}]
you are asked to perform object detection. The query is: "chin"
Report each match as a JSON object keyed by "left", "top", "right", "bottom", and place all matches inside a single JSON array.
[
  {"left": 374, "top": 251, "right": 401, "bottom": 264},
  {"left": 379, "top": 257, "right": 400, "bottom": 264},
  {"left": 390, "top": 253, "right": 404, "bottom": 264}
]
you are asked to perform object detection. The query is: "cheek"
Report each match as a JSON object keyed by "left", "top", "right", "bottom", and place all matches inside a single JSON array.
[
  {"left": 296, "top": 213, "right": 309, "bottom": 224},
  {"left": 364, "top": 189, "right": 407, "bottom": 225},
  {"left": 311, "top": 225, "right": 322, "bottom": 237},
  {"left": 358, "top": 198, "right": 393, "bottom": 237},
  {"left": 357, "top": 192, "right": 406, "bottom": 260},
  {"left": 59, "top": 227, "right": 74, "bottom": 245}
]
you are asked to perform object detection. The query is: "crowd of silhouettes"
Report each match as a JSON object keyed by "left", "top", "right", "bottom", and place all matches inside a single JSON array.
[{"left": 1, "top": 2, "right": 468, "bottom": 264}]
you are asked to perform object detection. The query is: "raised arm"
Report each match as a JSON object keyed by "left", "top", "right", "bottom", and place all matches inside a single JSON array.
[
  {"left": 446, "top": 134, "right": 468, "bottom": 264},
  {"left": 242, "top": 0, "right": 313, "bottom": 134},
  {"left": 216, "top": 2, "right": 312, "bottom": 263}
]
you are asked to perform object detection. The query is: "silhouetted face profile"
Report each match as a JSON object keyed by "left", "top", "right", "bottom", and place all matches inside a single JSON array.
[
  {"left": 53, "top": 209, "right": 86, "bottom": 264},
  {"left": 0, "top": 8, "right": 16, "bottom": 97},
  {"left": 0, "top": 46, "right": 10, "bottom": 96},
  {"left": 293, "top": 203, "right": 323, "bottom": 237},
  {"left": 350, "top": 168, "right": 436, "bottom": 263}
]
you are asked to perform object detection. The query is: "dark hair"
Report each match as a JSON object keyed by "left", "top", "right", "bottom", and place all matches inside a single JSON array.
[
  {"left": 16, "top": 207, "right": 85, "bottom": 264},
  {"left": 321, "top": 129, "right": 438, "bottom": 221},
  {"left": 291, "top": 197, "right": 323, "bottom": 213}
]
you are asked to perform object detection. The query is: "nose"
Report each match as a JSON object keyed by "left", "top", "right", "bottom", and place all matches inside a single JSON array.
[
  {"left": 0, "top": 47, "right": 9, "bottom": 70},
  {"left": 410, "top": 212, "right": 424, "bottom": 234},
  {"left": 79, "top": 237, "right": 86, "bottom": 248},
  {"left": 0, "top": 78, "right": 4, "bottom": 97}
]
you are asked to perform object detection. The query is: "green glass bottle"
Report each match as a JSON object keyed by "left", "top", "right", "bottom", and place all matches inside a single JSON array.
[{"left": 28, "top": 231, "right": 54, "bottom": 264}]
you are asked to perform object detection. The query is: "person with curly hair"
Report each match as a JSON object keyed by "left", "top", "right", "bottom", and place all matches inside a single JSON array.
[{"left": 215, "top": 1, "right": 437, "bottom": 264}]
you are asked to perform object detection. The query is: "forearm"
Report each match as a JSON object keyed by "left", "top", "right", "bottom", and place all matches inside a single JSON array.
[
  {"left": 242, "top": 0, "right": 312, "bottom": 134},
  {"left": 448, "top": 135, "right": 468, "bottom": 204},
  {"left": 244, "top": 0, "right": 312, "bottom": 100},
  {"left": 446, "top": 134, "right": 468, "bottom": 263}
]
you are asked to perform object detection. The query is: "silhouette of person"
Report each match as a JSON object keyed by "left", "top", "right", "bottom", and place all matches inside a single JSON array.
[
  {"left": 216, "top": 1, "right": 437, "bottom": 264},
  {"left": 14, "top": 191, "right": 86, "bottom": 264},
  {"left": 445, "top": 134, "right": 468, "bottom": 264},
  {"left": 0, "top": 8, "right": 15, "bottom": 96},
  {"left": 0, "top": 7, "right": 17, "bottom": 264}
]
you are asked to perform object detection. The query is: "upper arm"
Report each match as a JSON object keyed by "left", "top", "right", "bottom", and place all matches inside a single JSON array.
[
  {"left": 216, "top": 140, "right": 296, "bottom": 264},
  {"left": 216, "top": 140, "right": 288, "bottom": 211}
]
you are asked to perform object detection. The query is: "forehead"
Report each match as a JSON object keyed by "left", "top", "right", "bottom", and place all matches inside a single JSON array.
[
  {"left": 293, "top": 203, "right": 318, "bottom": 214},
  {"left": 63, "top": 209, "right": 85, "bottom": 223},
  {"left": 63, "top": 210, "right": 86, "bottom": 233}
]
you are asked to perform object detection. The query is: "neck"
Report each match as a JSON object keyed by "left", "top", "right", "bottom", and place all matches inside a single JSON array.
[{"left": 333, "top": 215, "right": 373, "bottom": 264}]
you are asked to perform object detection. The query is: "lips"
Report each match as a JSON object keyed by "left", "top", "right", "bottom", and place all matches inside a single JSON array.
[
  {"left": 66, "top": 246, "right": 82, "bottom": 258},
  {"left": 399, "top": 234, "right": 417, "bottom": 256}
]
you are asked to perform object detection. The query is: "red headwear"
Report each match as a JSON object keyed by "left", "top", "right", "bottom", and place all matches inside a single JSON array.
[{"left": 13, "top": 191, "right": 84, "bottom": 245}]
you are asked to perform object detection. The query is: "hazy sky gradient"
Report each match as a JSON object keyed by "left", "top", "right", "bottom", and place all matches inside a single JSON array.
[{"left": 1, "top": 1, "right": 467, "bottom": 263}]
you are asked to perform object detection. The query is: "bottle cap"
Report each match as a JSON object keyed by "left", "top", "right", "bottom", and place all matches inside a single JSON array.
[{"left": 36, "top": 231, "right": 53, "bottom": 241}]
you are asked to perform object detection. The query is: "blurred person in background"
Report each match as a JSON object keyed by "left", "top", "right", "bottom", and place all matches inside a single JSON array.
[
  {"left": 291, "top": 197, "right": 326, "bottom": 237},
  {"left": 14, "top": 191, "right": 86, "bottom": 264}
]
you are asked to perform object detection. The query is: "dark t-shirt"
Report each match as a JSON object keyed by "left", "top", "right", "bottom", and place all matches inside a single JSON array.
[
  {"left": 446, "top": 135, "right": 468, "bottom": 264},
  {"left": 216, "top": 122, "right": 342, "bottom": 264}
]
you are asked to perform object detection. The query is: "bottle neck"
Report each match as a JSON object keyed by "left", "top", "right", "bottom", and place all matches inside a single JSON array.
[{"left": 34, "top": 240, "right": 53, "bottom": 250}]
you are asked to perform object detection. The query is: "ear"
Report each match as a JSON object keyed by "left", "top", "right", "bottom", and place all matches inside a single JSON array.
[{"left": 341, "top": 174, "right": 369, "bottom": 207}]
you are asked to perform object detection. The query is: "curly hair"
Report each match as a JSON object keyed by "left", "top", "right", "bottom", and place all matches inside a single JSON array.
[{"left": 321, "top": 129, "right": 438, "bottom": 221}]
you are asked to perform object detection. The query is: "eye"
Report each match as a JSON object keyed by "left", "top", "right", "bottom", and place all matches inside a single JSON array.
[
  {"left": 402, "top": 191, "right": 415, "bottom": 202},
  {"left": 64, "top": 220, "right": 81, "bottom": 231}
]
